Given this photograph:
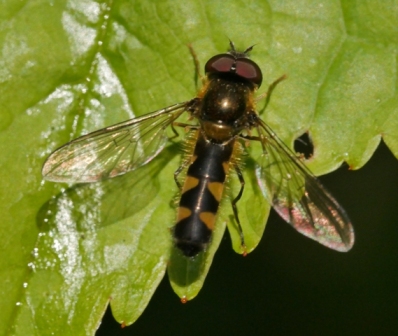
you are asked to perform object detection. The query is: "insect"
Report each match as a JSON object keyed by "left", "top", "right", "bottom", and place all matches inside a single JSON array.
[{"left": 42, "top": 41, "right": 354, "bottom": 257}]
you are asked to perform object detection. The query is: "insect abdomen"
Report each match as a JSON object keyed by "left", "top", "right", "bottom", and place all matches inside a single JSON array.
[{"left": 174, "top": 132, "right": 234, "bottom": 257}]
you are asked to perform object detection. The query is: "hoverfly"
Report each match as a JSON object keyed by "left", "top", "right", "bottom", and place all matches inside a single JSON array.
[{"left": 42, "top": 41, "right": 354, "bottom": 257}]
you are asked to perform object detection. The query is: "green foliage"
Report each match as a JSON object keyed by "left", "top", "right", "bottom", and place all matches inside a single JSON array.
[{"left": 0, "top": 0, "right": 396, "bottom": 334}]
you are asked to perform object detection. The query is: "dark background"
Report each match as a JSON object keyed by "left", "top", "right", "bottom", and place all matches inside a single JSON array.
[{"left": 96, "top": 141, "right": 398, "bottom": 336}]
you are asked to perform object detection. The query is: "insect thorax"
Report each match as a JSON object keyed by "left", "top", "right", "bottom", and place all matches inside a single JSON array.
[{"left": 197, "top": 75, "right": 256, "bottom": 143}]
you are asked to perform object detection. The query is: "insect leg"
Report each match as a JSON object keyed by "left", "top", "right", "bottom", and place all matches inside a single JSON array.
[
  {"left": 173, "top": 122, "right": 199, "bottom": 130},
  {"left": 240, "top": 133, "right": 267, "bottom": 153},
  {"left": 173, "top": 124, "right": 199, "bottom": 188},
  {"left": 232, "top": 164, "right": 247, "bottom": 255},
  {"left": 257, "top": 75, "right": 287, "bottom": 114},
  {"left": 170, "top": 122, "right": 199, "bottom": 140},
  {"left": 174, "top": 155, "right": 192, "bottom": 190},
  {"left": 188, "top": 44, "right": 205, "bottom": 90}
]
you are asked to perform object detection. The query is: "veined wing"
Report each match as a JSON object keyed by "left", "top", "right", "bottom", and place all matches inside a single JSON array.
[
  {"left": 254, "top": 119, "right": 354, "bottom": 252},
  {"left": 42, "top": 101, "right": 190, "bottom": 183}
]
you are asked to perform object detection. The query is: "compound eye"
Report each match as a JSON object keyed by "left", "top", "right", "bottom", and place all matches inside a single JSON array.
[
  {"left": 235, "top": 58, "right": 263, "bottom": 87},
  {"left": 205, "top": 54, "right": 235, "bottom": 74}
]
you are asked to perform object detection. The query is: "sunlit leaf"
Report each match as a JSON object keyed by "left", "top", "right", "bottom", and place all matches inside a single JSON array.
[{"left": 1, "top": 1, "right": 397, "bottom": 335}]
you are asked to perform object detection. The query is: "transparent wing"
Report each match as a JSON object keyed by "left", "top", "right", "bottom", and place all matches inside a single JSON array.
[
  {"left": 42, "top": 101, "right": 190, "bottom": 183},
  {"left": 254, "top": 119, "right": 354, "bottom": 252}
]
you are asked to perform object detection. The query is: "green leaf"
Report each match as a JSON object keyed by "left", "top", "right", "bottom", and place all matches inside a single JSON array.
[{"left": 1, "top": 0, "right": 397, "bottom": 334}]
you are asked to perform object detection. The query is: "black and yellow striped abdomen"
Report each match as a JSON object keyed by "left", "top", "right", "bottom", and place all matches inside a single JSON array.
[{"left": 174, "top": 131, "right": 234, "bottom": 257}]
